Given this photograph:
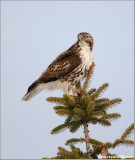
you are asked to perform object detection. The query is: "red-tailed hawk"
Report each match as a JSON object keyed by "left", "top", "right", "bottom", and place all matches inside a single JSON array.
[{"left": 22, "top": 32, "right": 94, "bottom": 101}]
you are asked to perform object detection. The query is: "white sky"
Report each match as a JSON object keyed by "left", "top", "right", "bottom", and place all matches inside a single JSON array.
[{"left": 1, "top": 1, "right": 134, "bottom": 159}]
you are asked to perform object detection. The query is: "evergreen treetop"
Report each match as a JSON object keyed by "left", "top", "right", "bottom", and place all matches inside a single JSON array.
[{"left": 43, "top": 62, "right": 134, "bottom": 159}]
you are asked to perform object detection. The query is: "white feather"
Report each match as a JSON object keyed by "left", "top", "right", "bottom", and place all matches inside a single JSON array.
[
  {"left": 22, "top": 80, "right": 71, "bottom": 101},
  {"left": 40, "top": 80, "right": 69, "bottom": 92},
  {"left": 22, "top": 41, "right": 93, "bottom": 101},
  {"left": 79, "top": 41, "right": 93, "bottom": 70}
]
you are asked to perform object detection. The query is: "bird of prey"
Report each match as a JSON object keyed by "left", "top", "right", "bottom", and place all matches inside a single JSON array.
[{"left": 22, "top": 32, "right": 94, "bottom": 101}]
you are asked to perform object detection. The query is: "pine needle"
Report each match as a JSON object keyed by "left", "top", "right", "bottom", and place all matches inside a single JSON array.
[
  {"left": 46, "top": 97, "right": 65, "bottom": 105},
  {"left": 104, "top": 142, "right": 113, "bottom": 148},
  {"left": 92, "top": 83, "right": 109, "bottom": 100},
  {"left": 110, "top": 98, "right": 122, "bottom": 108},
  {"left": 89, "top": 138, "right": 103, "bottom": 145},
  {"left": 100, "top": 113, "right": 121, "bottom": 121},
  {"left": 86, "top": 101, "right": 95, "bottom": 115},
  {"left": 97, "top": 119, "right": 111, "bottom": 126},
  {"left": 94, "top": 98, "right": 110, "bottom": 105},
  {"left": 112, "top": 139, "right": 122, "bottom": 148},
  {"left": 75, "top": 81, "right": 81, "bottom": 89},
  {"left": 56, "top": 109, "right": 73, "bottom": 117},
  {"left": 51, "top": 121, "right": 75, "bottom": 134},
  {"left": 53, "top": 106, "right": 64, "bottom": 110},
  {"left": 64, "top": 116, "right": 72, "bottom": 123},
  {"left": 90, "top": 111, "right": 105, "bottom": 117},
  {"left": 121, "top": 123, "right": 134, "bottom": 141},
  {"left": 57, "top": 147, "right": 71, "bottom": 159},
  {"left": 70, "top": 121, "right": 82, "bottom": 133},
  {"left": 88, "top": 88, "right": 96, "bottom": 96},
  {"left": 73, "top": 108, "right": 86, "bottom": 117},
  {"left": 121, "top": 140, "right": 134, "bottom": 146},
  {"left": 83, "top": 62, "right": 95, "bottom": 90},
  {"left": 66, "top": 138, "right": 85, "bottom": 145}
]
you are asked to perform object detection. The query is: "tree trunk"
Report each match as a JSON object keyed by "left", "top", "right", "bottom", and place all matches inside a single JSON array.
[{"left": 83, "top": 122, "right": 92, "bottom": 158}]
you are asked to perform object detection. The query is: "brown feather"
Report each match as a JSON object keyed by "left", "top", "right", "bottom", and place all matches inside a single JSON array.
[
  {"left": 22, "top": 32, "right": 94, "bottom": 101},
  {"left": 36, "top": 42, "right": 81, "bottom": 83}
]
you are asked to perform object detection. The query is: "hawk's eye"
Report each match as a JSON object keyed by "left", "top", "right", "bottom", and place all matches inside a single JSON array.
[{"left": 84, "top": 35, "right": 89, "bottom": 38}]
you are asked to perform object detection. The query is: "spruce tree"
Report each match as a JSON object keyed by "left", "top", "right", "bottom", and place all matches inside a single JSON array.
[{"left": 43, "top": 62, "right": 134, "bottom": 159}]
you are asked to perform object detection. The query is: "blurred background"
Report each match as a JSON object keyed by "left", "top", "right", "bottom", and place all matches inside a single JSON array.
[{"left": 1, "top": 1, "right": 134, "bottom": 159}]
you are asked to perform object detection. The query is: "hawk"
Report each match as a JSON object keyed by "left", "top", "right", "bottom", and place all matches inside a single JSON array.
[{"left": 22, "top": 32, "right": 94, "bottom": 101}]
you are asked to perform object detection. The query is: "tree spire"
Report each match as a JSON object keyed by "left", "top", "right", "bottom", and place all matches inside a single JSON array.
[{"left": 43, "top": 63, "right": 134, "bottom": 159}]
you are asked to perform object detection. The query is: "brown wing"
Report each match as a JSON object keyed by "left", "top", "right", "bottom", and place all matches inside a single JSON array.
[
  {"left": 37, "top": 42, "right": 81, "bottom": 83},
  {"left": 27, "top": 42, "right": 81, "bottom": 93}
]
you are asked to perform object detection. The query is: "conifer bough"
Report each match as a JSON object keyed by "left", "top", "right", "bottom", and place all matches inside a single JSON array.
[{"left": 44, "top": 63, "right": 134, "bottom": 159}]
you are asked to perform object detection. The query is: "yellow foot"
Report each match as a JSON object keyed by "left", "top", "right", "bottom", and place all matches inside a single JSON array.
[{"left": 72, "top": 88, "right": 80, "bottom": 97}]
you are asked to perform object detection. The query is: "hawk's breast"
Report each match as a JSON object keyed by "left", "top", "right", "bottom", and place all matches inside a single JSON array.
[
  {"left": 79, "top": 45, "right": 93, "bottom": 70},
  {"left": 61, "top": 45, "right": 93, "bottom": 89}
]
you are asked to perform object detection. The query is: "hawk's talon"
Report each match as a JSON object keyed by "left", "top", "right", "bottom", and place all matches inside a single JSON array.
[{"left": 72, "top": 88, "right": 80, "bottom": 97}]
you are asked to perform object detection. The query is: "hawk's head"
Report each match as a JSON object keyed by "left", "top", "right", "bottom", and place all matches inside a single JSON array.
[{"left": 78, "top": 32, "right": 94, "bottom": 50}]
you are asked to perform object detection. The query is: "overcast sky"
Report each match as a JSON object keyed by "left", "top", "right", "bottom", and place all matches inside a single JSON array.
[{"left": 1, "top": 1, "right": 134, "bottom": 159}]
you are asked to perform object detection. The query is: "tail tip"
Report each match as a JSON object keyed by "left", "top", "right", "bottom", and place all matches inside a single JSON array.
[
  {"left": 21, "top": 96, "right": 28, "bottom": 101},
  {"left": 21, "top": 93, "right": 31, "bottom": 101}
]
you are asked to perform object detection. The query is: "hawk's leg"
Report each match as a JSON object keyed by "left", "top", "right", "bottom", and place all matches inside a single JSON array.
[
  {"left": 66, "top": 89, "right": 75, "bottom": 100},
  {"left": 66, "top": 90, "right": 70, "bottom": 97}
]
